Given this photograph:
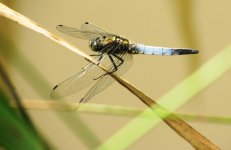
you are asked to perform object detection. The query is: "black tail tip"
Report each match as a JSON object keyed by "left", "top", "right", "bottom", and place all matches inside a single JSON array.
[
  {"left": 175, "top": 49, "right": 199, "bottom": 55},
  {"left": 192, "top": 49, "right": 199, "bottom": 54}
]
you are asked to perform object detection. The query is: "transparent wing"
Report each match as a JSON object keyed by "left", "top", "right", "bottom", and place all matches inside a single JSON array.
[
  {"left": 56, "top": 22, "right": 111, "bottom": 40},
  {"left": 50, "top": 56, "right": 106, "bottom": 99},
  {"left": 80, "top": 53, "right": 133, "bottom": 103},
  {"left": 50, "top": 53, "right": 133, "bottom": 102},
  {"left": 80, "top": 22, "right": 108, "bottom": 36}
]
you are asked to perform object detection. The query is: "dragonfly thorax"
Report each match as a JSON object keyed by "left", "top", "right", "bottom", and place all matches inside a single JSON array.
[{"left": 89, "top": 35, "right": 130, "bottom": 53}]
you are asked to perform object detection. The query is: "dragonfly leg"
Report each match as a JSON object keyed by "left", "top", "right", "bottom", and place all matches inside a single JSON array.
[
  {"left": 93, "top": 54, "right": 119, "bottom": 80},
  {"left": 102, "top": 53, "right": 124, "bottom": 74},
  {"left": 92, "top": 55, "right": 113, "bottom": 80},
  {"left": 89, "top": 54, "right": 101, "bottom": 57},
  {"left": 85, "top": 53, "right": 103, "bottom": 65},
  {"left": 108, "top": 54, "right": 118, "bottom": 72},
  {"left": 93, "top": 74, "right": 104, "bottom": 80},
  {"left": 111, "top": 53, "right": 124, "bottom": 68},
  {"left": 93, "top": 42, "right": 125, "bottom": 80}
]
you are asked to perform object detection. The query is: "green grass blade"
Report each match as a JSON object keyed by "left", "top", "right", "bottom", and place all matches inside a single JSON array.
[{"left": 0, "top": 90, "right": 49, "bottom": 149}]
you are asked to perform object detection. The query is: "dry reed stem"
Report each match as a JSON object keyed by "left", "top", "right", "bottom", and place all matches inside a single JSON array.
[{"left": 10, "top": 100, "right": 231, "bottom": 125}]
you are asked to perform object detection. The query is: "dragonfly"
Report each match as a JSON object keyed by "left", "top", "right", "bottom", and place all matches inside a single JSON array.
[{"left": 50, "top": 22, "right": 199, "bottom": 103}]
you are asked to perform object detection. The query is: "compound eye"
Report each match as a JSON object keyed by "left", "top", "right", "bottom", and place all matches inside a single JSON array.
[
  {"left": 103, "top": 35, "right": 106, "bottom": 39},
  {"left": 94, "top": 42, "right": 98, "bottom": 47},
  {"left": 89, "top": 41, "right": 95, "bottom": 47}
]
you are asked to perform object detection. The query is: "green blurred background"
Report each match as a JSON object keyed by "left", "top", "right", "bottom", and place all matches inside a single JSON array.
[{"left": 0, "top": 0, "right": 231, "bottom": 149}]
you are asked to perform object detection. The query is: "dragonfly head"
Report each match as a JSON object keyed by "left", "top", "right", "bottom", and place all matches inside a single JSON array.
[{"left": 89, "top": 37, "right": 104, "bottom": 52}]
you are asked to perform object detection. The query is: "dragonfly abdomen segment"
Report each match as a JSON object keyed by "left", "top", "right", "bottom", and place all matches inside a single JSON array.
[{"left": 131, "top": 44, "right": 198, "bottom": 55}]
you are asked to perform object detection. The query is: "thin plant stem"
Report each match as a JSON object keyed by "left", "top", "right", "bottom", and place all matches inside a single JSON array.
[{"left": 11, "top": 100, "right": 231, "bottom": 125}]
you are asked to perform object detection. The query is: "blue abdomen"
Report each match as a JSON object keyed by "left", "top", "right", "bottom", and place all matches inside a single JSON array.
[{"left": 130, "top": 44, "right": 198, "bottom": 55}]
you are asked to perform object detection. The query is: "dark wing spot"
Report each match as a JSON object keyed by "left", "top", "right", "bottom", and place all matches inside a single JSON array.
[
  {"left": 85, "top": 22, "right": 89, "bottom": 24},
  {"left": 52, "top": 85, "right": 58, "bottom": 90},
  {"left": 57, "top": 25, "right": 63, "bottom": 27}
]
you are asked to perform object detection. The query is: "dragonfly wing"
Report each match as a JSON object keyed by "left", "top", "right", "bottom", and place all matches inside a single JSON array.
[
  {"left": 56, "top": 22, "right": 111, "bottom": 40},
  {"left": 80, "top": 22, "right": 108, "bottom": 36},
  {"left": 80, "top": 74, "right": 114, "bottom": 103},
  {"left": 50, "top": 56, "right": 106, "bottom": 99},
  {"left": 80, "top": 53, "right": 133, "bottom": 103}
]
